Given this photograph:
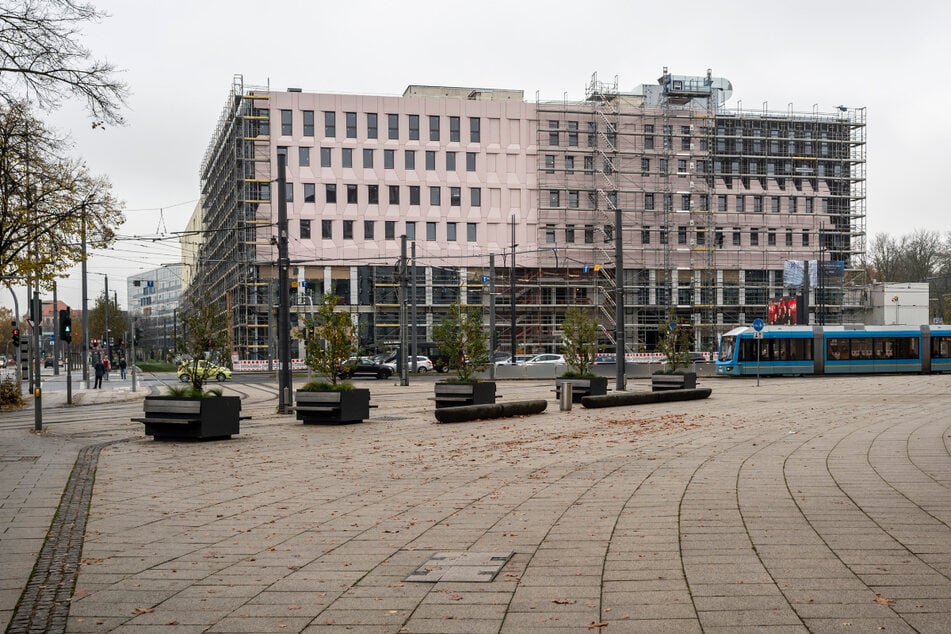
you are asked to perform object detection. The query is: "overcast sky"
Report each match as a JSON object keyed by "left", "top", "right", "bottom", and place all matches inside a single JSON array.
[{"left": 5, "top": 0, "right": 949, "bottom": 313}]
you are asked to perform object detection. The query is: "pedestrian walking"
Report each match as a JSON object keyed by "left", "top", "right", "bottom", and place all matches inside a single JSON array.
[
  {"left": 93, "top": 359, "right": 105, "bottom": 389},
  {"left": 103, "top": 357, "right": 110, "bottom": 381},
  {"left": 119, "top": 358, "right": 127, "bottom": 380}
]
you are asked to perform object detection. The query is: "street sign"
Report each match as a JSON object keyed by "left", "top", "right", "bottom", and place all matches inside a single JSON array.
[
  {"left": 752, "top": 318, "right": 764, "bottom": 331},
  {"left": 753, "top": 331, "right": 764, "bottom": 339},
  {"left": 669, "top": 321, "right": 677, "bottom": 332}
]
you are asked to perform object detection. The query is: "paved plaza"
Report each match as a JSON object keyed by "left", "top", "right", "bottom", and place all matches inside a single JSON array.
[{"left": 1, "top": 374, "right": 950, "bottom": 632}]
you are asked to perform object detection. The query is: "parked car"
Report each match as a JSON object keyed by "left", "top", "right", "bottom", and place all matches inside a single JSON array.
[
  {"left": 44, "top": 357, "right": 63, "bottom": 368},
  {"left": 337, "top": 357, "right": 393, "bottom": 380},
  {"left": 494, "top": 354, "right": 535, "bottom": 366},
  {"left": 177, "top": 360, "right": 232, "bottom": 382},
  {"left": 525, "top": 353, "right": 566, "bottom": 365},
  {"left": 384, "top": 355, "right": 434, "bottom": 373}
]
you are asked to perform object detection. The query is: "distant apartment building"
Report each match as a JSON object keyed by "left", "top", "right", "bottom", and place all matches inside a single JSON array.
[
  {"left": 196, "top": 70, "right": 866, "bottom": 360},
  {"left": 128, "top": 264, "right": 183, "bottom": 360}
]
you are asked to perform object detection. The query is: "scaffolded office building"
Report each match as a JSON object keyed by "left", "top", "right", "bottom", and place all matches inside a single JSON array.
[{"left": 197, "top": 71, "right": 866, "bottom": 360}]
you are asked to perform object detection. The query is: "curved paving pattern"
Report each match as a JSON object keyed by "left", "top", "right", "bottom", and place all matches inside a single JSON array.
[{"left": 2, "top": 375, "right": 949, "bottom": 632}]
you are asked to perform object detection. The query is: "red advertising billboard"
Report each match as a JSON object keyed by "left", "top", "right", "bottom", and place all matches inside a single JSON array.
[{"left": 767, "top": 297, "right": 797, "bottom": 325}]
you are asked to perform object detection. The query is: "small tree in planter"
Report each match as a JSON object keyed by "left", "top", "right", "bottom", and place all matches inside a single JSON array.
[
  {"left": 557, "top": 306, "right": 607, "bottom": 401},
  {"left": 652, "top": 315, "right": 696, "bottom": 391},
  {"left": 301, "top": 293, "right": 358, "bottom": 390},
  {"left": 138, "top": 292, "right": 241, "bottom": 440},
  {"left": 297, "top": 294, "right": 369, "bottom": 423},
  {"left": 432, "top": 303, "right": 495, "bottom": 408}
]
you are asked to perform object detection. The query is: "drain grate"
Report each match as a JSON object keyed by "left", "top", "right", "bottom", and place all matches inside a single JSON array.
[
  {"left": 0, "top": 455, "right": 40, "bottom": 463},
  {"left": 406, "top": 551, "right": 513, "bottom": 583},
  {"left": 371, "top": 415, "right": 408, "bottom": 422}
]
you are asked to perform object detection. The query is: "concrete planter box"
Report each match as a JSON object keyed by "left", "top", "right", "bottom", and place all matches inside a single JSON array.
[
  {"left": 136, "top": 396, "right": 241, "bottom": 440},
  {"left": 295, "top": 389, "right": 371, "bottom": 424},
  {"left": 434, "top": 381, "right": 496, "bottom": 409},
  {"left": 651, "top": 372, "right": 697, "bottom": 391},
  {"left": 555, "top": 377, "right": 609, "bottom": 402}
]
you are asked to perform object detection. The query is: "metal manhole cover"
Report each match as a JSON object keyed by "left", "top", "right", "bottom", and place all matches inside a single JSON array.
[{"left": 406, "top": 551, "right": 513, "bottom": 583}]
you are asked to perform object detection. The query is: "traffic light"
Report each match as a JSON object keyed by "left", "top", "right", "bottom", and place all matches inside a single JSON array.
[
  {"left": 11, "top": 321, "right": 19, "bottom": 347},
  {"left": 59, "top": 309, "right": 72, "bottom": 343}
]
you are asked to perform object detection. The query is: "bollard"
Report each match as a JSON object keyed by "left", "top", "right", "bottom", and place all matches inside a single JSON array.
[{"left": 560, "top": 381, "right": 572, "bottom": 411}]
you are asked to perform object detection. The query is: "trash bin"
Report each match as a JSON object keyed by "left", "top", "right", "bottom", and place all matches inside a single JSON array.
[{"left": 560, "top": 381, "right": 572, "bottom": 411}]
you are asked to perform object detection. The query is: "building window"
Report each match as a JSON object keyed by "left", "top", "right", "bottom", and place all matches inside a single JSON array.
[
  {"left": 300, "top": 219, "right": 311, "bottom": 239},
  {"left": 408, "top": 114, "right": 420, "bottom": 140},
  {"left": 347, "top": 184, "right": 358, "bottom": 204},
  {"left": 732, "top": 227, "right": 741, "bottom": 246},
  {"left": 320, "top": 147, "right": 332, "bottom": 167},
  {"left": 388, "top": 113, "right": 399, "bottom": 140},
  {"left": 324, "top": 111, "right": 336, "bottom": 137},
  {"left": 450, "top": 187, "right": 461, "bottom": 206},
  {"left": 405, "top": 149, "right": 416, "bottom": 170},
  {"left": 566, "top": 224, "right": 576, "bottom": 243},
  {"left": 285, "top": 182, "right": 294, "bottom": 202},
  {"left": 588, "top": 191, "right": 596, "bottom": 209},
  {"left": 321, "top": 219, "right": 333, "bottom": 239},
  {"left": 430, "top": 186, "right": 441, "bottom": 206},
  {"left": 641, "top": 158, "right": 650, "bottom": 176},
  {"left": 767, "top": 228, "right": 776, "bottom": 246},
  {"left": 545, "top": 224, "right": 555, "bottom": 243},
  {"left": 750, "top": 228, "right": 759, "bottom": 246},
  {"left": 363, "top": 148, "right": 373, "bottom": 168},
  {"left": 446, "top": 151, "right": 456, "bottom": 171},
  {"left": 325, "top": 183, "right": 337, "bottom": 203},
  {"left": 384, "top": 149, "right": 394, "bottom": 169},
  {"left": 429, "top": 115, "right": 440, "bottom": 141},
  {"left": 677, "top": 158, "right": 687, "bottom": 174},
  {"left": 802, "top": 230, "right": 810, "bottom": 246},
  {"left": 645, "top": 192, "right": 655, "bottom": 210},
  {"left": 367, "top": 184, "right": 378, "bottom": 205},
  {"left": 427, "top": 221, "right": 436, "bottom": 240},
  {"left": 345, "top": 112, "right": 357, "bottom": 138},
  {"left": 409, "top": 185, "right": 420, "bottom": 205},
  {"left": 389, "top": 185, "right": 399, "bottom": 204},
  {"left": 303, "top": 183, "right": 315, "bottom": 203},
  {"left": 681, "top": 125, "right": 691, "bottom": 150},
  {"left": 425, "top": 150, "right": 436, "bottom": 170},
  {"left": 298, "top": 146, "right": 310, "bottom": 167},
  {"left": 587, "top": 121, "right": 596, "bottom": 146},
  {"left": 785, "top": 229, "right": 793, "bottom": 246},
  {"left": 281, "top": 109, "right": 292, "bottom": 135},
  {"left": 449, "top": 116, "right": 460, "bottom": 142},
  {"left": 406, "top": 221, "right": 416, "bottom": 240},
  {"left": 584, "top": 225, "right": 595, "bottom": 243},
  {"left": 342, "top": 147, "right": 353, "bottom": 168},
  {"left": 303, "top": 110, "right": 314, "bottom": 136},
  {"left": 549, "top": 190, "right": 560, "bottom": 207},
  {"left": 699, "top": 195, "right": 709, "bottom": 212},
  {"left": 644, "top": 124, "right": 654, "bottom": 149},
  {"left": 365, "top": 220, "right": 375, "bottom": 240},
  {"left": 660, "top": 227, "right": 668, "bottom": 244},
  {"left": 736, "top": 195, "right": 746, "bottom": 212},
  {"left": 584, "top": 156, "right": 594, "bottom": 174},
  {"left": 343, "top": 220, "right": 354, "bottom": 240},
  {"left": 681, "top": 194, "right": 691, "bottom": 211},
  {"left": 545, "top": 154, "right": 555, "bottom": 174},
  {"left": 771, "top": 196, "right": 780, "bottom": 213},
  {"left": 567, "top": 121, "right": 578, "bottom": 146},
  {"left": 467, "top": 222, "right": 477, "bottom": 242},
  {"left": 565, "top": 156, "right": 574, "bottom": 174},
  {"left": 789, "top": 196, "right": 797, "bottom": 213},
  {"left": 447, "top": 222, "right": 457, "bottom": 241},
  {"left": 805, "top": 198, "right": 814, "bottom": 213},
  {"left": 466, "top": 152, "right": 476, "bottom": 172},
  {"left": 569, "top": 190, "right": 579, "bottom": 208},
  {"left": 385, "top": 220, "right": 395, "bottom": 239},
  {"left": 641, "top": 226, "right": 651, "bottom": 244},
  {"left": 366, "top": 112, "right": 378, "bottom": 139},
  {"left": 548, "top": 120, "right": 559, "bottom": 146},
  {"left": 678, "top": 225, "right": 688, "bottom": 245},
  {"left": 470, "top": 117, "right": 480, "bottom": 142},
  {"left": 718, "top": 195, "right": 727, "bottom": 212},
  {"left": 715, "top": 227, "right": 724, "bottom": 248},
  {"left": 470, "top": 187, "right": 481, "bottom": 207}
]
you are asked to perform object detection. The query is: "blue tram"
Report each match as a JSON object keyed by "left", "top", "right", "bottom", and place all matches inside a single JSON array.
[{"left": 716, "top": 324, "right": 951, "bottom": 376}]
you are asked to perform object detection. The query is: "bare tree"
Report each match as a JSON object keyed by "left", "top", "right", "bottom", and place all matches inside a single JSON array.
[
  {"left": 901, "top": 229, "right": 942, "bottom": 282},
  {"left": 867, "top": 233, "right": 903, "bottom": 282},
  {"left": 0, "top": 101, "right": 123, "bottom": 285},
  {"left": 0, "top": 0, "right": 127, "bottom": 125}
]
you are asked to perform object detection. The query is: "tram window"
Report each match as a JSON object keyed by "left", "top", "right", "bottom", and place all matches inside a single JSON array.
[
  {"left": 932, "top": 336, "right": 951, "bottom": 359},
  {"left": 827, "top": 338, "right": 849, "bottom": 360},
  {"left": 719, "top": 336, "right": 736, "bottom": 362},
  {"left": 851, "top": 338, "right": 873, "bottom": 360},
  {"left": 894, "top": 336, "right": 918, "bottom": 359}
]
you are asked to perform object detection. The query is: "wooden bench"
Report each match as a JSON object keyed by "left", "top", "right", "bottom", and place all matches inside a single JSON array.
[{"left": 132, "top": 397, "right": 244, "bottom": 440}]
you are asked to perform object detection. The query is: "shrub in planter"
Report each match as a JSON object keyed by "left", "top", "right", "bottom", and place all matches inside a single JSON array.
[
  {"left": 556, "top": 306, "right": 607, "bottom": 402},
  {"left": 652, "top": 316, "right": 698, "bottom": 391}
]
